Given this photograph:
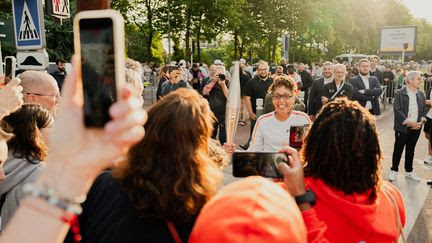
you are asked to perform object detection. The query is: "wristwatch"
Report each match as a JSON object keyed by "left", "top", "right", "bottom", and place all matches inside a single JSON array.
[{"left": 294, "top": 189, "right": 316, "bottom": 206}]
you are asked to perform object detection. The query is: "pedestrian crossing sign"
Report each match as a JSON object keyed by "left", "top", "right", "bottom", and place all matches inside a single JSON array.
[
  {"left": 12, "top": 0, "right": 46, "bottom": 50},
  {"left": 51, "top": 0, "right": 70, "bottom": 18}
]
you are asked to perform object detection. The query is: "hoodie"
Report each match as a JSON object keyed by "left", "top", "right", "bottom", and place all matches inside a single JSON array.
[
  {"left": 0, "top": 153, "right": 44, "bottom": 230},
  {"left": 303, "top": 177, "right": 405, "bottom": 243},
  {"left": 190, "top": 176, "right": 327, "bottom": 243}
]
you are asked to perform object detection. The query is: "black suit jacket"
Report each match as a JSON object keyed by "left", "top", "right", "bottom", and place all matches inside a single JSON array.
[
  {"left": 350, "top": 75, "right": 382, "bottom": 115},
  {"left": 308, "top": 77, "right": 326, "bottom": 115},
  {"left": 323, "top": 81, "right": 353, "bottom": 101},
  {"left": 370, "top": 69, "right": 383, "bottom": 84}
]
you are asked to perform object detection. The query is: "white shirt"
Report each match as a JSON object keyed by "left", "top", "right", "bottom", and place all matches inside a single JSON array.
[
  {"left": 406, "top": 88, "right": 418, "bottom": 122},
  {"left": 360, "top": 74, "right": 372, "bottom": 109},
  {"left": 324, "top": 77, "right": 333, "bottom": 85},
  {"left": 248, "top": 111, "right": 311, "bottom": 152}
]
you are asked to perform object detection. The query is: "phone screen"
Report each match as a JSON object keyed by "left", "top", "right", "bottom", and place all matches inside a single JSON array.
[
  {"left": 289, "top": 125, "right": 309, "bottom": 149},
  {"left": 5, "top": 58, "right": 13, "bottom": 81},
  {"left": 232, "top": 152, "right": 288, "bottom": 178},
  {"left": 79, "top": 18, "right": 116, "bottom": 127}
]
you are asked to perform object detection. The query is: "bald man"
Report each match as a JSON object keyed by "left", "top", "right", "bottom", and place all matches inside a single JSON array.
[{"left": 20, "top": 71, "right": 60, "bottom": 110}]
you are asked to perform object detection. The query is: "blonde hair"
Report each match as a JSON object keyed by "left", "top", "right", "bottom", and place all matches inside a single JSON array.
[{"left": 125, "top": 58, "right": 144, "bottom": 98}]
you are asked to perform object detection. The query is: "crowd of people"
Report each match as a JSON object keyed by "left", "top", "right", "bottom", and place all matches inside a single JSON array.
[{"left": 0, "top": 52, "right": 430, "bottom": 243}]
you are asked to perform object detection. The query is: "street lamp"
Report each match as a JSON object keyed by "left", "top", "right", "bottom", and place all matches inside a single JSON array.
[{"left": 0, "top": 21, "right": 5, "bottom": 75}]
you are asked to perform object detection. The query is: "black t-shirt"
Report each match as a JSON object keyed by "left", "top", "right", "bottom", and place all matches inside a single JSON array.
[
  {"left": 202, "top": 78, "right": 229, "bottom": 118},
  {"left": 240, "top": 72, "right": 252, "bottom": 96},
  {"left": 64, "top": 172, "right": 195, "bottom": 243},
  {"left": 244, "top": 76, "right": 273, "bottom": 113}
]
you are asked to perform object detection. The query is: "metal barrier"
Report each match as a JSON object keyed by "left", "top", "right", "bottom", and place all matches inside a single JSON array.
[
  {"left": 142, "top": 72, "right": 158, "bottom": 106},
  {"left": 380, "top": 81, "right": 398, "bottom": 110}
]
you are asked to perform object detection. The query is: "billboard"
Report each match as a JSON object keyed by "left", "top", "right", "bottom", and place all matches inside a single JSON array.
[{"left": 379, "top": 26, "right": 416, "bottom": 55}]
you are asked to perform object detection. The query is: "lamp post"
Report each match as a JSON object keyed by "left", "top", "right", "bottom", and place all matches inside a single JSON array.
[{"left": 0, "top": 21, "right": 5, "bottom": 75}]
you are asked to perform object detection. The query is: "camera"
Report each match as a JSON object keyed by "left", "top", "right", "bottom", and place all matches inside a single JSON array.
[{"left": 217, "top": 73, "right": 226, "bottom": 81}]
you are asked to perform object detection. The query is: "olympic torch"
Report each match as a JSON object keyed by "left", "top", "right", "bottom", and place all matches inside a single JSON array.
[{"left": 225, "top": 61, "right": 241, "bottom": 145}]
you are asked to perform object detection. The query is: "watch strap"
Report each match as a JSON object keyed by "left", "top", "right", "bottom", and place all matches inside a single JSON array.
[{"left": 294, "top": 189, "right": 316, "bottom": 206}]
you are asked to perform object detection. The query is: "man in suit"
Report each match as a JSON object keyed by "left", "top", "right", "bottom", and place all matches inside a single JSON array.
[
  {"left": 298, "top": 63, "right": 314, "bottom": 112},
  {"left": 369, "top": 55, "right": 383, "bottom": 85},
  {"left": 322, "top": 64, "right": 353, "bottom": 105},
  {"left": 308, "top": 61, "right": 334, "bottom": 120},
  {"left": 350, "top": 59, "right": 382, "bottom": 115}
]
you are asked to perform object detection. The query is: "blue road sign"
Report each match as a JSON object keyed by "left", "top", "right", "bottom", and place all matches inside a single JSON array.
[{"left": 12, "top": 0, "right": 46, "bottom": 50}]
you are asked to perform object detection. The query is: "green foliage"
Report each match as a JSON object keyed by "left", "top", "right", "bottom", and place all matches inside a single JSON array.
[{"left": 2, "top": 0, "right": 432, "bottom": 65}]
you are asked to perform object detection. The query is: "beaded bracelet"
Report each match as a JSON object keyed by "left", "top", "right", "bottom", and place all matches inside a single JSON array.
[{"left": 22, "top": 183, "right": 83, "bottom": 215}]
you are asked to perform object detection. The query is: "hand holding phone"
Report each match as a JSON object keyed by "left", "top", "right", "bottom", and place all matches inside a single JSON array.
[
  {"left": 277, "top": 147, "right": 306, "bottom": 197},
  {"left": 232, "top": 152, "right": 288, "bottom": 178},
  {"left": 73, "top": 10, "right": 125, "bottom": 128}
]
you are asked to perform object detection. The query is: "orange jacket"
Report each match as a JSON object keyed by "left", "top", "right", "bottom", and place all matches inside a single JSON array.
[
  {"left": 189, "top": 176, "right": 309, "bottom": 243},
  {"left": 303, "top": 177, "right": 406, "bottom": 243}
]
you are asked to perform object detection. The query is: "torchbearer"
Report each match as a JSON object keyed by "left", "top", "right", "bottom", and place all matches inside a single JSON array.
[{"left": 225, "top": 61, "right": 241, "bottom": 146}]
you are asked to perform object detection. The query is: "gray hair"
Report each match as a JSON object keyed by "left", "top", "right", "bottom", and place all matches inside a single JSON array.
[
  {"left": 333, "top": 63, "right": 346, "bottom": 72},
  {"left": 214, "top": 65, "right": 226, "bottom": 74},
  {"left": 405, "top": 71, "right": 421, "bottom": 84},
  {"left": 257, "top": 60, "right": 269, "bottom": 71},
  {"left": 322, "top": 61, "right": 334, "bottom": 68}
]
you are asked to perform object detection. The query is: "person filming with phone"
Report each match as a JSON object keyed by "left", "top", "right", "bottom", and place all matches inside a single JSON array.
[
  {"left": 160, "top": 66, "right": 190, "bottom": 98},
  {"left": 279, "top": 98, "right": 406, "bottom": 242},
  {"left": 202, "top": 65, "right": 229, "bottom": 144}
]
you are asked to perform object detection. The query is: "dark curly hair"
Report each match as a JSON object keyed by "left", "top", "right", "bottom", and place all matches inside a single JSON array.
[
  {"left": 3, "top": 104, "right": 54, "bottom": 163},
  {"left": 302, "top": 98, "right": 382, "bottom": 199},
  {"left": 114, "top": 89, "right": 221, "bottom": 224}
]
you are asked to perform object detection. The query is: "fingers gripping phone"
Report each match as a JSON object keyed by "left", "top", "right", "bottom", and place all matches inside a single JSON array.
[
  {"left": 4, "top": 56, "right": 17, "bottom": 82},
  {"left": 73, "top": 10, "right": 125, "bottom": 127},
  {"left": 232, "top": 152, "right": 288, "bottom": 178}
]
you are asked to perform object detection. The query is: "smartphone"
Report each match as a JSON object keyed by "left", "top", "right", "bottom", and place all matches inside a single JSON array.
[
  {"left": 232, "top": 152, "right": 288, "bottom": 178},
  {"left": 4, "top": 56, "right": 17, "bottom": 82},
  {"left": 73, "top": 10, "right": 125, "bottom": 127},
  {"left": 289, "top": 125, "right": 309, "bottom": 149}
]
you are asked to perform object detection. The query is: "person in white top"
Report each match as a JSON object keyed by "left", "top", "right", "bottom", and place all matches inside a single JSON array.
[
  {"left": 389, "top": 71, "right": 428, "bottom": 182},
  {"left": 248, "top": 76, "right": 311, "bottom": 152}
]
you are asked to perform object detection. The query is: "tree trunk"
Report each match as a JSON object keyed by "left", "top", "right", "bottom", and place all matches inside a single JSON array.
[
  {"left": 145, "top": 0, "right": 154, "bottom": 60},
  {"left": 196, "top": 30, "right": 201, "bottom": 62},
  {"left": 239, "top": 38, "right": 244, "bottom": 59},
  {"left": 185, "top": 13, "right": 191, "bottom": 58},
  {"left": 267, "top": 40, "right": 271, "bottom": 62},
  {"left": 234, "top": 30, "right": 239, "bottom": 60},
  {"left": 77, "top": 0, "right": 109, "bottom": 11}
]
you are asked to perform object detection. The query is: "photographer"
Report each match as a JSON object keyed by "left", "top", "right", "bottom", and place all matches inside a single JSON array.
[
  {"left": 160, "top": 67, "right": 190, "bottom": 98},
  {"left": 202, "top": 66, "right": 229, "bottom": 144}
]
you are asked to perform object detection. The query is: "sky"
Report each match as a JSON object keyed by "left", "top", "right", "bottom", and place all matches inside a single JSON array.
[{"left": 401, "top": 0, "right": 432, "bottom": 23}]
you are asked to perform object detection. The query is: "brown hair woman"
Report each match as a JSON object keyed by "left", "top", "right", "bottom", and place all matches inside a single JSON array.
[
  {"left": 0, "top": 104, "right": 54, "bottom": 230},
  {"left": 67, "top": 88, "right": 221, "bottom": 243}
]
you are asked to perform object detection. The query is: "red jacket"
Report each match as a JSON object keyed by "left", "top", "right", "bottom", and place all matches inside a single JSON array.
[{"left": 303, "top": 177, "right": 405, "bottom": 243}]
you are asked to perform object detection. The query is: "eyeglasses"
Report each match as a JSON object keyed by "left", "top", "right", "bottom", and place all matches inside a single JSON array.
[
  {"left": 272, "top": 94, "right": 294, "bottom": 100},
  {"left": 26, "top": 92, "right": 61, "bottom": 99}
]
